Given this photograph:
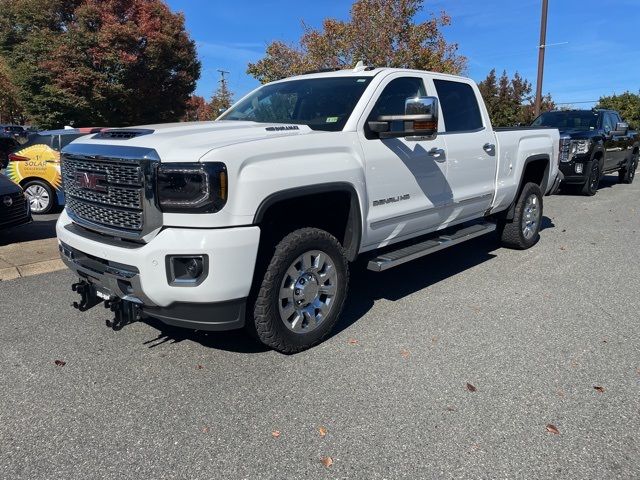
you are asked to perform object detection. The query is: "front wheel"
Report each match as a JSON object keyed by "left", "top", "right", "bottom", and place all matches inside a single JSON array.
[
  {"left": 23, "top": 180, "right": 56, "bottom": 214},
  {"left": 581, "top": 161, "right": 600, "bottom": 196},
  {"left": 498, "top": 182, "right": 543, "bottom": 250},
  {"left": 251, "top": 228, "right": 349, "bottom": 353}
]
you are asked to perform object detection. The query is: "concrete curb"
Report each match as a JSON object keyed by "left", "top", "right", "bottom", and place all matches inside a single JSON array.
[{"left": 0, "top": 259, "right": 66, "bottom": 281}]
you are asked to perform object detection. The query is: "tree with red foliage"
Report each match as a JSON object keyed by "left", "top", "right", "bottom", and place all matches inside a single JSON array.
[
  {"left": 182, "top": 95, "right": 213, "bottom": 122},
  {"left": 0, "top": 0, "right": 200, "bottom": 128}
]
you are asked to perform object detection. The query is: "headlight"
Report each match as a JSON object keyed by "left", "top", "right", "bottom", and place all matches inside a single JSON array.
[
  {"left": 570, "top": 139, "right": 591, "bottom": 155},
  {"left": 157, "top": 162, "right": 227, "bottom": 213}
]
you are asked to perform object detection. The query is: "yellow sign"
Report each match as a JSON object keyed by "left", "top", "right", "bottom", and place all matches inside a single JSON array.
[{"left": 6, "top": 144, "right": 62, "bottom": 189}]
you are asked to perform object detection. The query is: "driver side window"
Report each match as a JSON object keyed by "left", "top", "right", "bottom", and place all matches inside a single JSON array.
[
  {"left": 602, "top": 113, "right": 614, "bottom": 134},
  {"left": 366, "top": 77, "right": 425, "bottom": 139}
]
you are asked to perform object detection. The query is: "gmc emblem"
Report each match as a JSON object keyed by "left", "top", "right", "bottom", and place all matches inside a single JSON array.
[{"left": 76, "top": 172, "right": 107, "bottom": 192}]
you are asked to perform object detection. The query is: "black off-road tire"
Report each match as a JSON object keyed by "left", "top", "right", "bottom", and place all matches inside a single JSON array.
[
  {"left": 497, "top": 182, "right": 543, "bottom": 250},
  {"left": 619, "top": 154, "right": 638, "bottom": 184},
  {"left": 251, "top": 228, "right": 349, "bottom": 354},
  {"left": 581, "top": 160, "right": 600, "bottom": 196}
]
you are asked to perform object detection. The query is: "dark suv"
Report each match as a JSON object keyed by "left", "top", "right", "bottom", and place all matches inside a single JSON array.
[
  {"left": 532, "top": 109, "right": 639, "bottom": 195},
  {"left": 0, "top": 173, "right": 31, "bottom": 231}
]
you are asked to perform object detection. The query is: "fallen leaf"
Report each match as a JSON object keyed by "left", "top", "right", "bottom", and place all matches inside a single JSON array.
[
  {"left": 446, "top": 406, "right": 456, "bottom": 412},
  {"left": 320, "top": 456, "right": 333, "bottom": 468},
  {"left": 466, "top": 383, "right": 477, "bottom": 392},
  {"left": 202, "top": 427, "right": 209, "bottom": 433},
  {"left": 431, "top": 336, "right": 438, "bottom": 343},
  {"left": 602, "top": 339, "right": 608, "bottom": 343},
  {"left": 318, "top": 426, "right": 327, "bottom": 438},
  {"left": 400, "top": 348, "right": 410, "bottom": 359},
  {"left": 560, "top": 246, "right": 566, "bottom": 251},
  {"left": 546, "top": 424, "right": 560, "bottom": 435},
  {"left": 196, "top": 364, "right": 203, "bottom": 370},
  {"left": 561, "top": 229, "right": 566, "bottom": 233},
  {"left": 271, "top": 430, "right": 281, "bottom": 438},
  {"left": 556, "top": 389, "right": 565, "bottom": 397},
  {"left": 347, "top": 338, "right": 358, "bottom": 345},
  {"left": 594, "top": 386, "right": 605, "bottom": 393},
  {"left": 54, "top": 360, "right": 66, "bottom": 367}
]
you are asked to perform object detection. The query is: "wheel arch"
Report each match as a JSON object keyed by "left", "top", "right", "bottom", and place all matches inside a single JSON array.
[
  {"left": 502, "top": 154, "right": 549, "bottom": 221},
  {"left": 253, "top": 182, "right": 363, "bottom": 261}
]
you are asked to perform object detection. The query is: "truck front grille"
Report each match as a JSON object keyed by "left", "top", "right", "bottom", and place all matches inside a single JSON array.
[
  {"left": 0, "top": 192, "right": 29, "bottom": 226},
  {"left": 559, "top": 137, "right": 571, "bottom": 163},
  {"left": 61, "top": 144, "right": 161, "bottom": 240}
]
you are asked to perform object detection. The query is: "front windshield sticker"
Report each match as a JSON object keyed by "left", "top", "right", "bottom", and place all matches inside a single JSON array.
[{"left": 326, "top": 117, "right": 339, "bottom": 123}]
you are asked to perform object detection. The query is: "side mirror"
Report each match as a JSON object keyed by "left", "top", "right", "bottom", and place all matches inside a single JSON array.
[
  {"left": 613, "top": 121, "right": 629, "bottom": 136},
  {"left": 368, "top": 96, "right": 438, "bottom": 140}
]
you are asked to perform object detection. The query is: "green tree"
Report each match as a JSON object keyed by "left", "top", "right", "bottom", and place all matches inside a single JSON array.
[
  {"left": 0, "top": 56, "right": 26, "bottom": 124},
  {"left": 0, "top": 0, "right": 201, "bottom": 128},
  {"left": 596, "top": 91, "right": 640, "bottom": 129},
  {"left": 478, "top": 69, "right": 554, "bottom": 127},
  {"left": 247, "top": 0, "right": 466, "bottom": 84},
  {"left": 209, "top": 75, "right": 233, "bottom": 118}
]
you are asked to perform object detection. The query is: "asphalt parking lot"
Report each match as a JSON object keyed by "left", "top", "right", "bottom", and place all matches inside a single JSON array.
[{"left": 1, "top": 176, "right": 639, "bottom": 479}]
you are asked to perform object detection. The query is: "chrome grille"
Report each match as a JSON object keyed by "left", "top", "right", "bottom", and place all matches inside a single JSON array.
[
  {"left": 61, "top": 144, "right": 161, "bottom": 240},
  {"left": 559, "top": 137, "right": 571, "bottom": 163},
  {"left": 66, "top": 197, "right": 143, "bottom": 230}
]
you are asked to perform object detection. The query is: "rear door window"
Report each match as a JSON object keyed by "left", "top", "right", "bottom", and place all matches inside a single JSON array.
[{"left": 433, "top": 79, "right": 483, "bottom": 133}]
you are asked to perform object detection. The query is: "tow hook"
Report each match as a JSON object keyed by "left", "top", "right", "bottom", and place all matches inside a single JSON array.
[
  {"left": 71, "top": 281, "right": 101, "bottom": 311},
  {"left": 71, "top": 280, "right": 141, "bottom": 331},
  {"left": 104, "top": 298, "right": 141, "bottom": 331}
]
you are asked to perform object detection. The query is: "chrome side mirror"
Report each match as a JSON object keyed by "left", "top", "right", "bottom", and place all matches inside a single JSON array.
[
  {"left": 613, "top": 121, "right": 629, "bottom": 136},
  {"left": 368, "top": 96, "right": 438, "bottom": 140}
]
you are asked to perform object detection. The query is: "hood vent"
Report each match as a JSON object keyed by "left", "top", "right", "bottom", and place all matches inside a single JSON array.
[{"left": 93, "top": 128, "right": 154, "bottom": 140}]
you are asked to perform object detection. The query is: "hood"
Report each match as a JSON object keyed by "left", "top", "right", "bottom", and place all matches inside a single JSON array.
[
  {"left": 557, "top": 128, "right": 601, "bottom": 139},
  {"left": 68, "top": 121, "right": 320, "bottom": 163},
  {"left": 0, "top": 173, "right": 22, "bottom": 194}
]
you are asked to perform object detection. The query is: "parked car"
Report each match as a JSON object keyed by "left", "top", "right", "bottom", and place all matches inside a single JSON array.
[
  {"left": 6, "top": 127, "right": 104, "bottom": 214},
  {"left": 532, "top": 109, "right": 639, "bottom": 195},
  {"left": 0, "top": 173, "right": 31, "bottom": 231},
  {"left": 0, "top": 136, "right": 19, "bottom": 169},
  {"left": 1, "top": 125, "right": 28, "bottom": 143},
  {"left": 58, "top": 66, "right": 561, "bottom": 352}
]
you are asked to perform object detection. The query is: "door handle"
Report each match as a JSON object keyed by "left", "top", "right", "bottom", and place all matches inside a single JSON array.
[
  {"left": 483, "top": 143, "right": 496, "bottom": 155},
  {"left": 427, "top": 147, "right": 446, "bottom": 161}
]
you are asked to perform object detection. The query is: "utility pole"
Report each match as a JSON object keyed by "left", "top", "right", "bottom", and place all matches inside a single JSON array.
[
  {"left": 217, "top": 69, "right": 229, "bottom": 89},
  {"left": 534, "top": 0, "right": 549, "bottom": 117}
]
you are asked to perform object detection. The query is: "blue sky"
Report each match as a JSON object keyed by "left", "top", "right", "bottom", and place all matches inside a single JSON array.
[{"left": 166, "top": 0, "right": 640, "bottom": 108}]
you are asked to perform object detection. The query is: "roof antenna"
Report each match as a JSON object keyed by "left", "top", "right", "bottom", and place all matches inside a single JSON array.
[{"left": 353, "top": 60, "right": 365, "bottom": 72}]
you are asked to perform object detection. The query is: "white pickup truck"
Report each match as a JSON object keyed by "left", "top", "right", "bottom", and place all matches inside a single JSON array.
[{"left": 57, "top": 65, "right": 562, "bottom": 352}]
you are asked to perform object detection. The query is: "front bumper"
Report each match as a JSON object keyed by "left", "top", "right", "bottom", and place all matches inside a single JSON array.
[
  {"left": 56, "top": 210, "right": 261, "bottom": 330},
  {"left": 559, "top": 155, "right": 592, "bottom": 184}
]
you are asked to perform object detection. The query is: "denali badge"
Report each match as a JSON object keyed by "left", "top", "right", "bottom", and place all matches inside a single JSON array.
[
  {"left": 2, "top": 195, "right": 12, "bottom": 207},
  {"left": 76, "top": 172, "right": 107, "bottom": 192},
  {"left": 373, "top": 194, "right": 410, "bottom": 207},
  {"left": 265, "top": 125, "right": 300, "bottom": 132}
]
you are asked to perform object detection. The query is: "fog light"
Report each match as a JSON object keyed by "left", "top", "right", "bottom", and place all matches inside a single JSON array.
[
  {"left": 166, "top": 255, "right": 208, "bottom": 286},
  {"left": 575, "top": 163, "right": 584, "bottom": 174}
]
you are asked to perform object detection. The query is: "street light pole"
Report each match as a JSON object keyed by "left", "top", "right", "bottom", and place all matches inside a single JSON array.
[{"left": 534, "top": 0, "right": 549, "bottom": 117}]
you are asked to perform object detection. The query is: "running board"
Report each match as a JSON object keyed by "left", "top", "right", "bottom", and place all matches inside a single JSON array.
[{"left": 367, "top": 222, "right": 497, "bottom": 272}]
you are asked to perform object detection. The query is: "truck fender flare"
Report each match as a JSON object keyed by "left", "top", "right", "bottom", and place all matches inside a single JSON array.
[
  {"left": 253, "top": 182, "right": 363, "bottom": 261},
  {"left": 504, "top": 154, "right": 550, "bottom": 221}
]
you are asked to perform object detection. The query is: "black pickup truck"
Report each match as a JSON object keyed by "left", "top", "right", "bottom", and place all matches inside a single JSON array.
[{"left": 532, "top": 109, "right": 639, "bottom": 195}]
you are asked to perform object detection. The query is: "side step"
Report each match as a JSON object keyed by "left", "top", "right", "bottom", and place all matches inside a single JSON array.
[{"left": 367, "top": 221, "right": 497, "bottom": 272}]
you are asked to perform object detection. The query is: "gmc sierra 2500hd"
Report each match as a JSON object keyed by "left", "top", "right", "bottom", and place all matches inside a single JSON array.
[{"left": 57, "top": 65, "right": 562, "bottom": 353}]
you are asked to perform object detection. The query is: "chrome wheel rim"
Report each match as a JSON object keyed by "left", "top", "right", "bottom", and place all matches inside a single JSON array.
[
  {"left": 522, "top": 193, "right": 540, "bottom": 239},
  {"left": 25, "top": 185, "right": 50, "bottom": 213},
  {"left": 278, "top": 250, "right": 337, "bottom": 333}
]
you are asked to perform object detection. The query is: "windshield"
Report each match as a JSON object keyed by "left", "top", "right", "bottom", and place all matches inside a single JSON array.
[
  {"left": 220, "top": 77, "right": 373, "bottom": 132},
  {"left": 532, "top": 111, "right": 599, "bottom": 130}
]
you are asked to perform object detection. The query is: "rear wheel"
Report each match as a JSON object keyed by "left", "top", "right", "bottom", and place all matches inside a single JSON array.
[
  {"left": 23, "top": 180, "right": 55, "bottom": 214},
  {"left": 251, "top": 228, "right": 349, "bottom": 353},
  {"left": 619, "top": 154, "right": 638, "bottom": 184},
  {"left": 581, "top": 161, "right": 600, "bottom": 196},
  {"left": 498, "top": 182, "right": 543, "bottom": 250}
]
